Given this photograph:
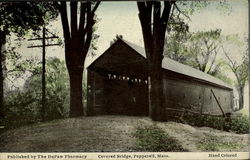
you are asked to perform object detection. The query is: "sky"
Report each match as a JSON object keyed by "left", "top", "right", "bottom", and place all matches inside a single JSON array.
[
  {"left": 92, "top": 0, "right": 249, "bottom": 64},
  {"left": 11, "top": 0, "right": 249, "bottom": 93},
  {"left": 21, "top": 0, "right": 248, "bottom": 67}
]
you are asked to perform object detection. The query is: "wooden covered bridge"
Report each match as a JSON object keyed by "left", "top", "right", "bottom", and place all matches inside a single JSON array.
[{"left": 86, "top": 39, "right": 233, "bottom": 119}]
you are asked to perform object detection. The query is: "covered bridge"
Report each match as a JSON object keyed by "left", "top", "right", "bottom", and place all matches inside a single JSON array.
[{"left": 86, "top": 39, "right": 233, "bottom": 119}]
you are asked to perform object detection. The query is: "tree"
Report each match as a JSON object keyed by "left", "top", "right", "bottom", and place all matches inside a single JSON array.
[
  {"left": 137, "top": 1, "right": 174, "bottom": 120},
  {"left": 188, "top": 29, "right": 223, "bottom": 75},
  {"left": 164, "top": 0, "right": 231, "bottom": 76},
  {"left": 5, "top": 45, "right": 41, "bottom": 89},
  {"left": 164, "top": 15, "right": 190, "bottom": 65},
  {"left": 24, "top": 57, "right": 69, "bottom": 120},
  {"left": 4, "top": 57, "right": 69, "bottom": 128},
  {"left": 53, "top": 2, "right": 100, "bottom": 117},
  {"left": 0, "top": 2, "right": 58, "bottom": 117},
  {"left": 165, "top": 28, "right": 234, "bottom": 84},
  {"left": 165, "top": 29, "right": 225, "bottom": 76},
  {"left": 223, "top": 48, "right": 248, "bottom": 110},
  {"left": 166, "top": 29, "right": 224, "bottom": 76},
  {"left": 137, "top": 1, "right": 231, "bottom": 120}
]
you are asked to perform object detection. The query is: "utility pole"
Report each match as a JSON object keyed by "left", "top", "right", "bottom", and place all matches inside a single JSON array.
[{"left": 28, "top": 26, "right": 60, "bottom": 121}]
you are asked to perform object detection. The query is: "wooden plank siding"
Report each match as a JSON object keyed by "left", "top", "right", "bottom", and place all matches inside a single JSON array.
[{"left": 87, "top": 39, "right": 233, "bottom": 118}]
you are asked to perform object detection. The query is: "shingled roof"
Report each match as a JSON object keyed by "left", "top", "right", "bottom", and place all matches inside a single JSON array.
[{"left": 89, "top": 39, "right": 233, "bottom": 90}]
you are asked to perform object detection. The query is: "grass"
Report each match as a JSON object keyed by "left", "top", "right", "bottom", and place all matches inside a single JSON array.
[
  {"left": 133, "top": 126, "right": 186, "bottom": 152},
  {"left": 197, "top": 139, "right": 244, "bottom": 151}
]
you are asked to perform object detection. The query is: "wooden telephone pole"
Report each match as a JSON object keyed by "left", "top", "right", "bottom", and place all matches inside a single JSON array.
[{"left": 28, "top": 27, "right": 60, "bottom": 121}]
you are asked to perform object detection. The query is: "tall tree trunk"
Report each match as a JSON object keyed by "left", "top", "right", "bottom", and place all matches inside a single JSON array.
[
  {"left": 137, "top": 1, "right": 173, "bottom": 121},
  {"left": 0, "top": 31, "right": 6, "bottom": 118},
  {"left": 149, "top": 60, "right": 164, "bottom": 120},
  {"left": 237, "top": 86, "right": 244, "bottom": 110},
  {"left": 68, "top": 66, "right": 84, "bottom": 117},
  {"left": 65, "top": 45, "right": 85, "bottom": 117}
]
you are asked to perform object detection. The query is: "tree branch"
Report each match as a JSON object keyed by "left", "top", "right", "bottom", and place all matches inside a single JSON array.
[
  {"left": 162, "top": 1, "right": 173, "bottom": 22},
  {"left": 70, "top": 2, "right": 78, "bottom": 37},
  {"left": 169, "top": 3, "right": 175, "bottom": 21},
  {"left": 222, "top": 46, "right": 236, "bottom": 70},
  {"left": 222, "top": 46, "right": 245, "bottom": 86},
  {"left": 173, "top": 2, "right": 191, "bottom": 21},
  {"left": 207, "top": 48, "right": 219, "bottom": 74},
  {"left": 81, "top": 2, "right": 90, "bottom": 36},
  {"left": 84, "top": 25, "right": 93, "bottom": 55},
  {"left": 53, "top": 2, "right": 61, "bottom": 11},
  {"left": 137, "top": 2, "right": 153, "bottom": 59},
  {"left": 161, "top": 1, "right": 173, "bottom": 41},
  {"left": 60, "top": 2, "right": 71, "bottom": 42},
  {"left": 79, "top": 2, "right": 87, "bottom": 35},
  {"left": 153, "top": 1, "right": 161, "bottom": 43},
  {"left": 92, "top": 1, "right": 100, "bottom": 14}
]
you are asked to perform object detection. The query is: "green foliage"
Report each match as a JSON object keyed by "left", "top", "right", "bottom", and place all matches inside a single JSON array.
[
  {"left": 176, "top": 1, "right": 231, "bottom": 16},
  {"left": 165, "top": 0, "right": 233, "bottom": 82},
  {"left": 88, "top": 15, "right": 100, "bottom": 57},
  {"left": 165, "top": 14, "right": 191, "bottom": 65},
  {"left": 235, "top": 53, "right": 249, "bottom": 86},
  {"left": 176, "top": 1, "right": 209, "bottom": 15},
  {"left": 197, "top": 139, "right": 243, "bottom": 151},
  {"left": 238, "top": 108, "right": 249, "bottom": 117},
  {"left": 184, "top": 114, "right": 225, "bottom": 130},
  {"left": 225, "top": 34, "right": 245, "bottom": 47},
  {"left": 0, "top": 2, "right": 59, "bottom": 120},
  {"left": 1, "top": 57, "right": 70, "bottom": 129},
  {"left": 3, "top": 90, "right": 40, "bottom": 128},
  {"left": 223, "top": 36, "right": 248, "bottom": 109},
  {"left": 5, "top": 46, "right": 40, "bottom": 79},
  {"left": 0, "top": 2, "right": 58, "bottom": 36},
  {"left": 165, "top": 28, "right": 228, "bottom": 79},
  {"left": 227, "top": 114, "right": 249, "bottom": 134},
  {"left": 188, "top": 29, "right": 223, "bottom": 74},
  {"left": 45, "top": 58, "right": 70, "bottom": 120},
  {"left": 181, "top": 113, "right": 249, "bottom": 134},
  {"left": 165, "top": 3, "right": 236, "bottom": 85},
  {"left": 134, "top": 126, "right": 186, "bottom": 152},
  {"left": 213, "top": 70, "right": 234, "bottom": 85},
  {"left": 24, "top": 57, "right": 70, "bottom": 120}
]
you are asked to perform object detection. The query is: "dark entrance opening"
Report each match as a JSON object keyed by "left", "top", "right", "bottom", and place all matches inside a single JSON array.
[
  {"left": 106, "top": 74, "right": 148, "bottom": 116},
  {"left": 87, "top": 69, "right": 148, "bottom": 116}
]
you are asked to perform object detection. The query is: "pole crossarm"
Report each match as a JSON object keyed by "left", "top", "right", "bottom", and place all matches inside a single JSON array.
[
  {"left": 28, "top": 36, "right": 59, "bottom": 41},
  {"left": 27, "top": 43, "right": 61, "bottom": 48}
]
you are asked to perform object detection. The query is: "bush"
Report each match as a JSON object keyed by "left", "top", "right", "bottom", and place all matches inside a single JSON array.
[
  {"left": 2, "top": 58, "right": 72, "bottom": 129},
  {"left": 182, "top": 113, "right": 249, "bottom": 134},
  {"left": 3, "top": 90, "right": 41, "bottom": 129},
  {"left": 134, "top": 126, "right": 186, "bottom": 152},
  {"left": 226, "top": 114, "right": 249, "bottom": 134}
]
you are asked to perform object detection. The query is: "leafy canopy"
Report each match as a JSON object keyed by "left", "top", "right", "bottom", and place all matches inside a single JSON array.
[{"left": 0, "top": 2, "right": 58, "bottom": 36}]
